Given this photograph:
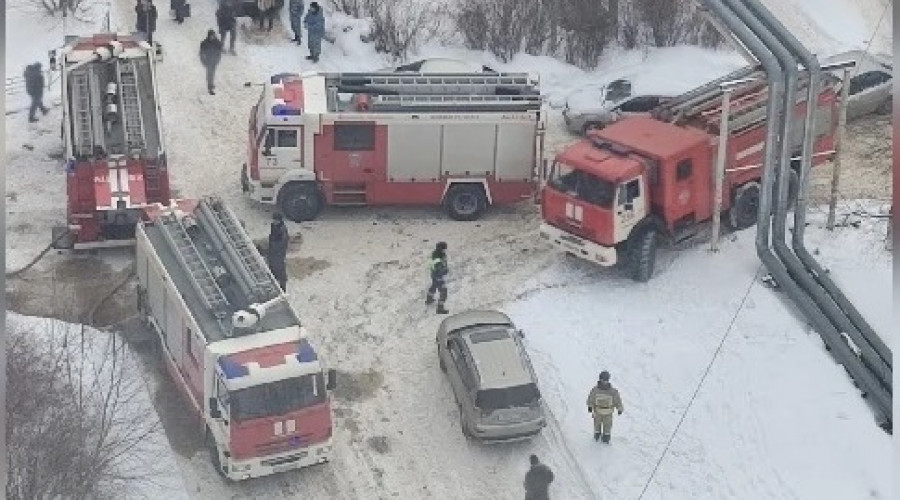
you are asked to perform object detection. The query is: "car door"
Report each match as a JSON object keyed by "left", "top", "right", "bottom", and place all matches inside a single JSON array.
[{"left": 445, "top": 337, "right": 467, "bottom": 406}]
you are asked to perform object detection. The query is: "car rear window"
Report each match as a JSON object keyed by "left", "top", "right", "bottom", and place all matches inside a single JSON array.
[
  {"left": 475, "top": 383, "right": 541, "bottom": 412},
  {"left": 468, "top": 328, "right": 511, "bottom": 344}
]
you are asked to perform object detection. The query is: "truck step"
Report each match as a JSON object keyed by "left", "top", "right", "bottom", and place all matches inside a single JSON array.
[{"left": 331, "top": 191, "right": 368, "bottom": 204}]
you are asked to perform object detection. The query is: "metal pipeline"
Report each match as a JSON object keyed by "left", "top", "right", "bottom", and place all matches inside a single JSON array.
[
  {"left": 741, "top": 0, "right": 892, "bottom": 373},
  {"left": 701, "top": 0, "right": 892, "bottom": 425},
  {"left": 723, "top": 0, "right": 891, "bottom": 390}
]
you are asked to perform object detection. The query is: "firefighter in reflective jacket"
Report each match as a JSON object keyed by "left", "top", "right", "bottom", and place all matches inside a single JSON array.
[
  {"left": 586, "top": 371, "right": 623, "bottom": 443},
  {"left": 425, "top": 241, "right": 449, "bottom": 315}
]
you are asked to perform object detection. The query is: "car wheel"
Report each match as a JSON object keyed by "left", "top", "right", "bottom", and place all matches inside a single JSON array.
[
  {"left": 278, "top": 182, "right": 323, "bottom": 222},
  {"left": 444, "top": 184, "right": 487, "bottom": 221},
  {"left": 727, "top": 182, "right": 760, "bottom": 231}
]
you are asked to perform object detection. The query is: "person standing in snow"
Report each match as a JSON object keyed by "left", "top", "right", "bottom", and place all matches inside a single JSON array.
[
  {"left": 288, "top": 0, "right": 304, "bottom": 44},
  {"left": 425, "top": 241, "right": 449, "bottom": 315},
  {"left": 267, "top": 212, "right": 290, "bottom": 291},
  {"left": 255, "top": 0, "right": 277, "bottom": 32},
  {"left": 523, "top": 454, "right": 554, "bottom": 500},
  {"left": 587, "top": 371, "right": 623, "bottom": 444},
  {"left": 24, "top": 62, "right": 48, "bottom": 123},
  {"left": 170, "top": 0, "right": 186, "bottom": 24},
  {"left": 303, "top": 1, "right": 324, "bottom": 63},
  {"left": 216, "top": 0, "right": 238, "bottom": 54},
  {"left": 199, "top": 30, "right": 223, "bottom": 95},
  {"left": 135, "top": 0, "right": 159, "bottom": 44}
]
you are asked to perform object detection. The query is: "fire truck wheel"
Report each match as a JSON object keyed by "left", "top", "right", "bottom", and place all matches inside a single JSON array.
[
  {"left": 278, "top": 182, "right": 323, "bottom": 222},
  {"left": 727, "top": 182, "right": 760, "bottom": 231},
  {"left": 445, "top": 184, "right": 487, "bottom": 221},
  {"left": 628, "top": 228, "right": 657, "bottom": 283}
]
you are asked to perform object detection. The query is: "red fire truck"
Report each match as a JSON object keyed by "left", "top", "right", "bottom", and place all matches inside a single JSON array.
[
  {"left": 135, "top": 196, "right": 337, "bottom": 480},
  {"left": 240, "top": 71, "right": 545, "bottom": 221},
  {"left": 50, "top": 33, "right": 171, "bottom": 249},
  {"left": 539, "top": 66, "right": 841, "bottom": 281}
]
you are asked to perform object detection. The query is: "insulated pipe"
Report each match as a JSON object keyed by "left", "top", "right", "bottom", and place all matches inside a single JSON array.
[
  {"left": 741, "top": 0, "right": 892, "bottom": 372},
  {"left": 721, "top": 0, "right": 891, "bottom": 390},
  {"left": 701, "top": 0, "right": 892, "bottom": 423}
]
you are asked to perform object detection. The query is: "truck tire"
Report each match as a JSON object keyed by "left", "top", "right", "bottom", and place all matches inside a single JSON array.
[
  {"left": 444, "top": 184, "right": 487, "bottom": 221},
  {"left": 278, "top": 182, "right": 323, "bottom": 222},
  {"left": 628, "top": 228, "right": 657, "bottom": 283},
  {"left": 727, "top": 182, "right": 760, "bottom": 231}
]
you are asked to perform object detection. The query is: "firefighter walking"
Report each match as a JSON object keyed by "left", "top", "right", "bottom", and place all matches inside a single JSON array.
[
  {"left": 587, "top": 370, "right": 623, "bottom": 443},
  {"left": 267, "top": 212, "right": 290, "bottom": 291},
  {"left": 425, "top": 241, "right": 449, "bottom": 315}
]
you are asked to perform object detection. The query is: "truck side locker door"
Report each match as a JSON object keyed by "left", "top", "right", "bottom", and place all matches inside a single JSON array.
[
  {"left": 672, "top": 158, "right": 695, "bottom": 223},
  {"left": 324, "top": 122, "right": 386, "bottom": 184},
  {"left": 614, "top": 177, "right": 645, "bottom": 242}
]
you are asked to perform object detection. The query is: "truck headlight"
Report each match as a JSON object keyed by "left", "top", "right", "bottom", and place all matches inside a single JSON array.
[{"left": 232, "top": 463, "right": 252, "bottom": 473}]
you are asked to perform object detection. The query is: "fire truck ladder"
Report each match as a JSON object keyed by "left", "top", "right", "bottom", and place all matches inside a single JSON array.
[
  {"left": 116, "top": 59, "right": 147, "bottom": 153},
  {"left": 330, "top": 73, "right": 540, "bottom": 96},
  {"left": 655, "top": 65, "right": 764, "bottom": 120},
  {"left": 158, "top": 212, "right": 231, "bottom": 319},
  {"left": 70, "top": 70, "right": 95, "bottom": 157},
  {"left": 195, "top": 197, "right": 280, "bottom": 303},
  {"left": 367, "top": 93, "right": 543, "bottom": 112}
]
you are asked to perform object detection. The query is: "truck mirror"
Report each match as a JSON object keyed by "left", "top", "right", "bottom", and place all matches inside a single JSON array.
[
  {"left": 209, "top": 397, "right": 221, "bottom": 419},
  {"left": 326, "top": 369, "right": 337, "bottom": 391}
]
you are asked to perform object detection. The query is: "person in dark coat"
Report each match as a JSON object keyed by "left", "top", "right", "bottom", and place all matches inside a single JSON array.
[
  {"left": 524, "top": 454, "right": 554, "bottom": 500},
  {"left": 135, "top": 0, "right": 159, "bottom": 43},
  {"left": 255, "top": 0, "right": 277, "bottom": 31},
  {"left": 288, "top": 0, "right": 304, "bottom": 43},
  {"left": 216, "top": 0, "right": 237, "bottom": 54},
  {"left": 24, "top": 63, "right": 48, "bottom": 123},
  {"left": 199, "top": 30, "right": 223, "bottom": 95},
  {"left": 303, "top": 1, "right": 324, "bottom": 62},
  {"left": 425, "top": 241, "right": 449, "bottom": 314},
  {"left": 170, "top": 0, "right": 186, "bottom": 24},
  {"left": 267, "top": 212, "right": 290, "bottom": 291}
]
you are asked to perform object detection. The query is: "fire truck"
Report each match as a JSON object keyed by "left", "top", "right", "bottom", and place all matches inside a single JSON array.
[
  {"left": 50, "top": 33, "right": 171, "bottom": 249},
  {"left": 539, "top": 66, "right": 841, "bottom": 282},
  {"left": 135, "top": 196, "right": 337, "bottom": 481},
  {"left": 240, "top": 71, "right": 545, "bottom": 221}
]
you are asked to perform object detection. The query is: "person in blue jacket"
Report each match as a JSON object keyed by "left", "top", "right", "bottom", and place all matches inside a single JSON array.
[
  {"left": 303, "top": 2, "right": 324, "bottom": 62},
  {"left": 288, "top": 0, "right": 304, "bottom": 43}
]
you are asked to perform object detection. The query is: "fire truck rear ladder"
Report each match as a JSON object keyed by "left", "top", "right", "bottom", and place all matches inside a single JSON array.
[
  {"left": 330, "top": 73, "right": 540, "bottom": 96},
  {"left": 195, "top": 197, "right": 279, "bottom": 303},
  {"left": 117, "top": 59, "right": 147, "bottom": 153},
  {"left": 158, "top": 212, "right": 231, "bottom": 319},
  {"left": 70, "top": 70, "right": 96, "bottom": 157}
]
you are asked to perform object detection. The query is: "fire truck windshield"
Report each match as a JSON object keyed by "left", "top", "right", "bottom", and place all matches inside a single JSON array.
[
  {"left": 547, "top": 163, "right": 616, "bottom": 209},
  {"left": 230, "top": 372, "right": 326, "bottom": 421}
]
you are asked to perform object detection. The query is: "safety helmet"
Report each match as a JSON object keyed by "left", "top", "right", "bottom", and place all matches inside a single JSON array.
[{"left": 598, "top": 371, "right": 610, "bottom": 382}]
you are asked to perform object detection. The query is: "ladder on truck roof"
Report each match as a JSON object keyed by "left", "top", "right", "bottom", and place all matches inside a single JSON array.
[
  {"left": 195, "top": 197, "right": 280, "bottom": 304},
  {"left": 327, "top": 72, "right": 541, "bottom": 96},
  {"left": 365, "top": 93, "right": 543, "bottom": 112},
  {"left": 117, "top": 59, "right": 147, "bottom": 153},
  {"left": 654, "top": 65, "right": 764, "bottom": 121},
  {"left": 70, "top": 70, "right": 95, "bottom": 157},
  {"left": 158, "top": 212, "right": 231, "bottom": 320}
]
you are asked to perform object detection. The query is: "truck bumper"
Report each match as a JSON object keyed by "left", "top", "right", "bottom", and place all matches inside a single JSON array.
[
  {"left": 539, "top": 222, "right": 617, "bottom": 266},
  {"left": 224, "top": 440, "right": 333, "bottom": 481},
  {"left": 241, "top": 164, "right": 274, "bottom": 204}
]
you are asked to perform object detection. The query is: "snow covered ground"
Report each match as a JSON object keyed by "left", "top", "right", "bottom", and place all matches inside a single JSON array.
[{"left": 4, "top": 0, "right": 893, "bottom": 498}]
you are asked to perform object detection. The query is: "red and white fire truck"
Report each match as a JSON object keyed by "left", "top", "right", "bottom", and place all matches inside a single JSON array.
[
  {"left": 135, "top": 196, "right": 337, "bottom": 481},
  {"left": 240, "top": 71, "right": 545, "bottom": 221},
  {"left": 50, "top": 33, "right": 171, "bottom": 249},
  {"left": 539, "top": 66, "right": 841, "bottom": 281}
]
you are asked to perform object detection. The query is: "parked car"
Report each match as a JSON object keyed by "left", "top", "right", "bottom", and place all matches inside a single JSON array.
[
  {"left": 381, "top": 57, "right": 497, "bottom": 74},
  {"left": 562, "top": 79, "right": 675, "bottom": 135},
  {"left": 822, "top": 50, "right": 892, "bottom": 120},
  {"left": 435, "top": 310, "right": 546, "bottom": 443}
]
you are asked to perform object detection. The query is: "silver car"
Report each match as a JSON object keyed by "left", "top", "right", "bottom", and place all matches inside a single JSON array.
[
  {"left": 563, "top": 79, "right": 674, "bottom": 135},
  {"left": 823, "top": 50, "right": 892, "bottom": 120},
  {"left": 436, "top": 310, "right": 546, "bottom": 443}
]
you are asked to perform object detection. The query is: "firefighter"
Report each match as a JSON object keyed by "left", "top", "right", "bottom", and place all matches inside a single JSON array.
[
  {"left": 523, "top": 454, "right": 554, "bottom": 500},
  {"left": 135, "top": 0, "right": 159, "bottom": 44},
  {"left": 587, "top": 371, "right": 623, "bottom": 443},
  {"left": 24, "top": 62, "right": 48, "bottom": 123},
  {"left": 170, "top": 0, "right": 186, "bottom": 24},
  {"left": 303, "top": 1, "right": 324, "bottom": 63},
  {"left": 288, "top": 0, "right": 304, "bottom": 44},
  {"left": 425, "top": 241, "right": 449, "bottom": 315},
  {"left": 267, "top": 212, "right": 290, "bottom": 291},
  {"left": 215, "top": 0, "right": 238, "bottom": 54},
  {"left": 199, "top": 30, "right": 223, "bottom": 95}
]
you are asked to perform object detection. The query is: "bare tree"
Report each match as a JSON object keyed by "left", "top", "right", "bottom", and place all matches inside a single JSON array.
[
  {"left": 329, "top": 0, "right": 444, "bottom": 61},
  {"left": 631, "top": 0, "right": 723, "bottom": 47},
  {"left": 6, "top": 317, "right": 163, "bottom": 500}
]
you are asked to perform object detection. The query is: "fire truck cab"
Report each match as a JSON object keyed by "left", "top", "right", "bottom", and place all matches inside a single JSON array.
[
  {"left": 241, "top": 71, "right": 545, "bottom": 222},
  {"left": 540, "top": 67, "right": 839, "bottom": 282}
]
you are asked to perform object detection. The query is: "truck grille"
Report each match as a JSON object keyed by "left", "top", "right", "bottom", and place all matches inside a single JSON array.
[
  {"left": 261, "top": 450, "right": 308, "bottom": 467},
  {"left": 552, "top": 218, "right": 592, "bottom": 240},
  {"left": 256, "top": 433, "right": 314, "bottom": 456}
]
